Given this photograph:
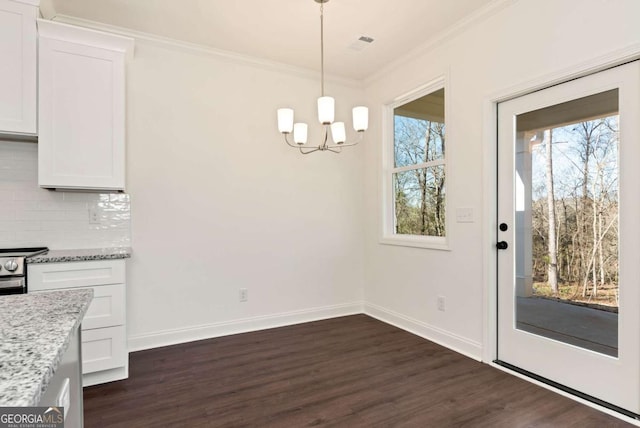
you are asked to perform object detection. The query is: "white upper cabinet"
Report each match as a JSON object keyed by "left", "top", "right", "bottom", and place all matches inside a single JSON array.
[
  {"left": 0, "top": 0, "right": 38, "bottom": 136},
  {"left": 37, "top": 20, "right": 134, "bottom": 191}
]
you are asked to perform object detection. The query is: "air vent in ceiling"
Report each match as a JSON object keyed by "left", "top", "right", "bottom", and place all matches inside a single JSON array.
[{"left": 348, "top": 36, "right": 375, "bottom": 51}]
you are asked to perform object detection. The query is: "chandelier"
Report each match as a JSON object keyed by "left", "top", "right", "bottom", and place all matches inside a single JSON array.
[{"left": 276, "top": 0, "right": 369, "bottom": 154}]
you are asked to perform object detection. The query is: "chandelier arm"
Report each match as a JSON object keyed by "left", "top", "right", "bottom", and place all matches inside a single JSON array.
[
  {"left": 283, "top": 133, "right": 303, "bottom": 148},
  {"left": 326, "top": 147, "right": 342, "bottom": 154},
  {"left": 326, "top": 131, "right": 365, "bottom": 148},
  {"left": 299, "top": 147, "right": 321, "bottom": 155}
]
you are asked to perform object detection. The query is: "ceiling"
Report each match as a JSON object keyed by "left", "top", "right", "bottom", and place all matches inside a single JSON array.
[{"left": 47, "top": 0, "right": 497, "bottom": 81}]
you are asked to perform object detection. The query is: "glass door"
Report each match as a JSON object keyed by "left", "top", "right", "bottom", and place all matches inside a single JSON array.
[{"left": 497, "top": 61, "right": 640, "bottom": 414}]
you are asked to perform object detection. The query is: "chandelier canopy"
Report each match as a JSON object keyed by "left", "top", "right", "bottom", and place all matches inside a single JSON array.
[{"left": 276, "top": 0, "right": 369, "bottom": 154}]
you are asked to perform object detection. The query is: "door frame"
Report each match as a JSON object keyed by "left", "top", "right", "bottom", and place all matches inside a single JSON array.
[{"left": 481, "top": 44, "right": 640, "bottom": 421}]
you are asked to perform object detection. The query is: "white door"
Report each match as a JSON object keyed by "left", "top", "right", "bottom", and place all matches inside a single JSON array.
[{"left": 497, "top": 61, "right": 640, "bottom": 414}]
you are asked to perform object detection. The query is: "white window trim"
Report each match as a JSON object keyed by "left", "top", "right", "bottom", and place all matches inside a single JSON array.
[{"left": 380, "top": 75, "right": 451, "bottom": 250}]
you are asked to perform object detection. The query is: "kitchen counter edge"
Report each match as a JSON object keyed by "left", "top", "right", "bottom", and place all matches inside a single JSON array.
[
  {"left": 27, "top": 247, "right": 132, "bottom": 264},
  {"left": 0, "top": 289, "right": 94, "bottom": 407}
]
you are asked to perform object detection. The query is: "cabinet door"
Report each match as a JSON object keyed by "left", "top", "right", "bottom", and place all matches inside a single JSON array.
[
  {"left": 0, "top": 0, "right": 37, "bottom": 135},
  {"left": 82, "top": 284, "right": 126, "bottom": 330},
  {"left": 28, "top": 259, "right": 126, "bottom": 291},
  {"left": 38, "top": 20, "right": 133, "bottom": 191},
  {"left": 82, "top": 326, "right": 127, "bottom": 374}
]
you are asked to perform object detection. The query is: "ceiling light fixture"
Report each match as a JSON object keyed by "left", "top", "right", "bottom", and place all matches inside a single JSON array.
[{"left": 276, "top": 0, "right": 369, "bottom": 154}]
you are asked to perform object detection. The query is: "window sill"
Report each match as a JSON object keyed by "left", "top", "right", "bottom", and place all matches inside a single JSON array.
[{"left": 379, "top": 234, "right": 450, "bottom": 251}]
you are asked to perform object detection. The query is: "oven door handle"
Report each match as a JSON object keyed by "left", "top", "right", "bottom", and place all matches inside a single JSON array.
[{"left": 0, "top": 278, "right": 25, "bottom": 289}]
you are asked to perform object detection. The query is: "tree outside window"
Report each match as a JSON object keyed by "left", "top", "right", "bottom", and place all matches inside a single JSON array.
[{"left": 385, "top": 86, "right": 446, "bottom": 246}]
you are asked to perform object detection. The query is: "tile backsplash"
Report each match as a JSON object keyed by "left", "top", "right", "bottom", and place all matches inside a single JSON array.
[{"left": 0, "top": 141, "right": 131, "bottom": 249}]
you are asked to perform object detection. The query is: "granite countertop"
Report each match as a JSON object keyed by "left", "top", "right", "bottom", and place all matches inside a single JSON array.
[
  {"left": 28, "top": 247, "right": 132, "bottom": 264},
  {"left": 0, "top": 289, "right": 93, "bottom": 407}
]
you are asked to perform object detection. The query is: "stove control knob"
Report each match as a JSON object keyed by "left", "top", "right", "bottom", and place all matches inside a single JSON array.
[{"left": 4, "top": 259, "right": 18, "bottom": 272}]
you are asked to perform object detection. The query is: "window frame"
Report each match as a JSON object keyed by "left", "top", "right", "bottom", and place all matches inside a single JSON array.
[{"left": 381, "top": 76, "right": 450, "bottom": 250}]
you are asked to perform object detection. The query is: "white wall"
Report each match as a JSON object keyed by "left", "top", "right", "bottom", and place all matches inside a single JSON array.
[
  {"left": 125, "top": 41, "right": 366, "bottom": 349},
  {"left": 362, "top": 0, "right": 640, "bottom": 359}
]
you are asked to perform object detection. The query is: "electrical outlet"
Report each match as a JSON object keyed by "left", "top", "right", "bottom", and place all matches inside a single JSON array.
[
  {"left": 239, "top": 288, "right": 248, "bottom": 302},
  {"left": 437, "top": 295, "right": 446, "bottom": 312},
  {"left": 88, "top": 206, "right": 100, "bottom": 224}
]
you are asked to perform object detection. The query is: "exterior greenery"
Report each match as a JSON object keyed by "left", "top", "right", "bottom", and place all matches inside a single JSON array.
[
  {"left": 530, "top": 115, "right": 619, "bottom": 301},
  {"left": 393, "top": 115, "right": 445, "bottom": 237}
]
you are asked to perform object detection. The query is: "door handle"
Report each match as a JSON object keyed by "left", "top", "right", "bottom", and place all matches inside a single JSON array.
[{"left": 496, "top": 241, "right": 508, "bottom": 250}]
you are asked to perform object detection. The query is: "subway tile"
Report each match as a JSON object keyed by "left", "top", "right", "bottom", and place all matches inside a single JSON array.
[
  {"left": 13, "top": 189, "right": 63, "bottom": 202},
  {"left": 40, "top": 221, "right": 85, "bottom": 231},
  {"left": 0, "top": 232, "right": 15, "bottom": 244},
  {"left": 0, "top": 208, "right": 16, "bottom": 221},
  {"left": 0, "top": 149, "right": 13, "bottom": 160},
  {"left": 38, "top": 200, "right": 87, "bottom": 211},
  {"left": 14, "top": 230, "right": 60, "bottom": 243},
  {"left": 10, "top": 221, "right": 42, "bottom": 231},
  {"left": 11, "top": 201, "right": 40, "bottom": 211},
  {"left": 0, "top": 144, "right": 130, "bottom": 249},
  {"left": 21, "top": 210, "right": 65, "bottom": 221},
  {"left": 65, "top": 210, "right": 89, "bottom": 221},
  {"left": 63, "top": 192, "right": 101, "bottom": 202}
]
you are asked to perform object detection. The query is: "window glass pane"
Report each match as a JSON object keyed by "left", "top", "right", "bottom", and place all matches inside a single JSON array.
[
  {"left": 514, "top": 89, "right": 619, "bottom": 356},
  {"left": 394, "top": 88, "right": 445, "bottom": 168},
  {"left": 393, "top": 165, "right": 446, "bottom": 236}
]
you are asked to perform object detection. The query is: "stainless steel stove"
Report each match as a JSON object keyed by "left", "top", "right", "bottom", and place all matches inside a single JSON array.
[{"left": 0, "top": 247, "right": 48, "bottom": 295}]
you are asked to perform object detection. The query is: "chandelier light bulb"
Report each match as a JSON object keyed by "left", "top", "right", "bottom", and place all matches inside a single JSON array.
[
  {"left": 293, "top": 123, "right": 308, "bottom": 145},
  {"left": 277, "top": 108, "right": 294, "bottom": 134},
  {"left": 352, "top": 106, "right": 369, "bottom": 132},
  {"left": 330, "top": 122, "right": 346, "bottom": 144},
  {"left": 317, "top": 96, "right": 335, "bottom": 125}
]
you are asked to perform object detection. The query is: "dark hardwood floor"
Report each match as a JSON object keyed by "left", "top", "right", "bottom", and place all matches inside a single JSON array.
[{"left": 84, "top": 315, "right": 632, "bottom": 427}]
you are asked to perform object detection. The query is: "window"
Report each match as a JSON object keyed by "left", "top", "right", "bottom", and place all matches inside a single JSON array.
[{"left": 382, "top": 82, "right": 448, "bottom": 249}]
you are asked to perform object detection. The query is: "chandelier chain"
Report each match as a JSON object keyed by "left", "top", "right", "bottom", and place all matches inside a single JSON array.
[{"left": 320, "top": 2, "right": 324, "bottom": 96}]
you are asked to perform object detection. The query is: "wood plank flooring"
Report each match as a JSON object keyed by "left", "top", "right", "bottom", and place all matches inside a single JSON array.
[{"left": 83, "top": 315, "right": 633, "bottom": 427}]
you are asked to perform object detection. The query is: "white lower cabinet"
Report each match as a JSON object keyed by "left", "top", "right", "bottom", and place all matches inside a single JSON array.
[
  {"left": 79, "top": 284, "right": 125, "bottom": 330},
  {"left": 28, "top": 259, "right": 128, "bottom": 386},
  {"left": 82, "top": 326, "right": 127, "bottom": 374}
]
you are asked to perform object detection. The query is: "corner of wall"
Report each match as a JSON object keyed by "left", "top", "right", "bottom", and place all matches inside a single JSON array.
[{"left": 363, "top": 301, "right": 483, "bottom": 361}]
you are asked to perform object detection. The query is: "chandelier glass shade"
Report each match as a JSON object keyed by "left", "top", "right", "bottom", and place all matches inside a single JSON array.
[{"left": 276, "top": 0, "right": 368, "bottom": 154}]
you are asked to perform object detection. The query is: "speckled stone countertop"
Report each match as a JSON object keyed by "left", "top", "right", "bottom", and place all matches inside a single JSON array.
[
  {"left": 27, "top": 247, "right": 131, "bottom": 264},
  {"left": 0, "top": 289, "right": 93, "bottom": 407}
]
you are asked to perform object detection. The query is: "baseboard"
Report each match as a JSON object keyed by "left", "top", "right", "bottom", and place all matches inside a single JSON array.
[
  {"left": 128, "top": 301, "right": 483, "bottom": 362},
  {"left": 83, "top": 365, "right": 128, "bottom": 387},
  {"left": 364, "top": 302, "right": 483, "bottom": 361},
  {"left": 128, "top": 301, "right": 364, "bottom": 352}
]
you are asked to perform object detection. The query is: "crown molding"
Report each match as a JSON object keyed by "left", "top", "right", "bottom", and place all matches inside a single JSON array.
[
  {"left": 364, "top": 0, "right": 518, "bottom": 87},
  {"left": 9, "top": 0, "right": 40, "bottom": 6},
  {"left": 48, "top": 14, "right": 364, "bottom": 90},
  {"left": 42, "top": 0, "right": 514, "bottom": 89},
  {"left": 38, "top": 19, "right": 134, "bottom": 60}
]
